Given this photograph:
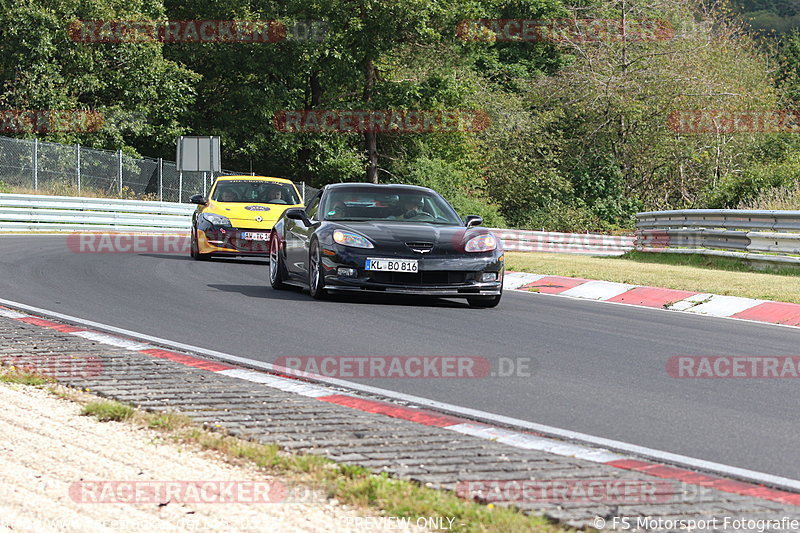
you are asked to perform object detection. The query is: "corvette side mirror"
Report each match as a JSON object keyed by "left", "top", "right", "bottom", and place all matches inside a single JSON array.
[
  {"left": 190, "top": 194, "right": 207, "bottom": 205},
  {"left": 465, "top": 215, "right": 483, "bottom": 228},
  {"left": 285, "top": 208, "right": 311, "bottom": 226}
]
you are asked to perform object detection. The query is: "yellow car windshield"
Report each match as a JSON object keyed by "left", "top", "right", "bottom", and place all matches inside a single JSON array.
[{"left": 213, "top": 180, "right": 299, "bottom": 205}]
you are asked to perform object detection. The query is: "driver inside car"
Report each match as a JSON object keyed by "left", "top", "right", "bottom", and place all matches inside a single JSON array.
[
  {"left": 261, "top": 188, "right": 283, "bottom": 203},
  {"left": 399, "top": 196, "right": 425, "bottom": 219},
  {"left": 220, "top": 189, "right": 238, "bottom": 202}
]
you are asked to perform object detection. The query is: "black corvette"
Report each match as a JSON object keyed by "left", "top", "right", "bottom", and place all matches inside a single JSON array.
[{"left": 268, "top": 183, "right": 504, "bottom": 307}]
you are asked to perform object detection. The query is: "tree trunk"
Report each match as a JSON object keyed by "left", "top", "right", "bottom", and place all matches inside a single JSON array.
[
  {"left": 365, "top": 131, "right": 378, "bottom": 183},
  {"left": 363, "top": 58, "right": 378, "bottom": 183},
  {"left": 297, "top": 70, "right": 322, "bottom": 184}
]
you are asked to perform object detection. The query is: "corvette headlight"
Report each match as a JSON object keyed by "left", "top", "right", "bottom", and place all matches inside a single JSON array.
[
  {"left": 333, "top": 229, "right": 374, "bottom": 248},
  {"left": 201, "top": 213, "right": 232, "bottom": 227},
  {"left": 465, "top": 234, "right": 497, "bottom": 252}
]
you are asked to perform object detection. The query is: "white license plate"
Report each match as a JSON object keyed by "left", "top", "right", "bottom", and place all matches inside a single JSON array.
[
  {"left": 365, "top": 258, "right": 418, "bottom": 272},
  {"left": 241, "top": 232, "right": 269, "bottom": 241}
]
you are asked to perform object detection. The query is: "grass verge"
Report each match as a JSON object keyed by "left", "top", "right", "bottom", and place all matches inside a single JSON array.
[
  {"left": 82, "top": 399, "right": 135, "bottom": 421},
  {"left": 505, "top": 250, "right": 800, "bottom": 304},
  {"left": 29, "top": 382, "right": 566, "bottom": 533},
  {"left": 0, "top": 366, "right": 53, "bottom": 386}
]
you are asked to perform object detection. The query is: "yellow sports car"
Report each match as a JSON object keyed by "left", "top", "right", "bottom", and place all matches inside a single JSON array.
[{"left": 190, "top": 176, "right": 303, "bottom": 259}]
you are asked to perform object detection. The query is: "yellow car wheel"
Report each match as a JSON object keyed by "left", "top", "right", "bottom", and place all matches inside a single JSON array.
[{"left": 190, "top": 229, "right": 210, "bottom": 261}]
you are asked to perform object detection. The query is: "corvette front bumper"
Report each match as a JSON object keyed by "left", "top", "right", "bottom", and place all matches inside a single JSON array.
[{"left": 319, "top": 245, "right": 503, "bottom": 297}]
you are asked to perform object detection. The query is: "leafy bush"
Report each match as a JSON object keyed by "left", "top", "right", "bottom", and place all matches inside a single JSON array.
[
  {"left": 510, "top": 201, "right": 635, "bottom": 233},
  {"left": 704, "top": 152, "right": 800, "bottom": 208},
  {"left": 738, "top": 181, "right": 800, "bottom": 210}
]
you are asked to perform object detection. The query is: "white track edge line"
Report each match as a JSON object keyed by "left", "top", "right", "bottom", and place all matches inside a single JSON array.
[
  {"left": 510, "top": 286, "right": 800, "bottom": 331},
  {"left": 1, "top": 295, "right": 799, "bottom": 492}
]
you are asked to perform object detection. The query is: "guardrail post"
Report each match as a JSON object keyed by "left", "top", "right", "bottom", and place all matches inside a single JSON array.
[
  {"left": 117, "top": 149, "right": 123, "bottom": 196},
  {"left": 76, "top": 144, "right": 81, "bottom": 195},
  {"left": 158, "top": 158, "right": 163, "bottom": 202},
  {"left": 32, "top": 139, "right": 38, "bottom": 190}
]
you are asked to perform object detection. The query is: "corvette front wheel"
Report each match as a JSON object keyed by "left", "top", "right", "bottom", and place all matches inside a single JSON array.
[
  {"left": 269, "top": 234, "right": 288, "bottom": 290},
  {"left": 308, "top": 240, "right": 328, "bottom": 300}
]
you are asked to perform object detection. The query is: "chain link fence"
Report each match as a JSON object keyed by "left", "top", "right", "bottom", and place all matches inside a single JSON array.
[{"left": 0, "top": 135, "right": 314, "bottom": 203}]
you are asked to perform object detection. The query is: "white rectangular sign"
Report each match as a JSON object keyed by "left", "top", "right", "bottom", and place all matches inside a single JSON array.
[{"left": 176, "top": 136, "right": 221, "bottom": 172}]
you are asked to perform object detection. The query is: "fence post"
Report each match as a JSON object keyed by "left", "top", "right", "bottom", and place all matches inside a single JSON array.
[
  {"left": 117, "top": 149, "right": 123, "bottom": 196},
  {"left": 32, "top": 139, "right": 38, "bottom": 190},
  {"left": 158, "top": 158, "right": 163, "bottom": 202},
  {"left": 301, "top": 181, "right": 305, "bottom": 204},
  {"left": 76, "top": 144, "right": 81, "bottom": 195},
  {"left": 179, "top": 171, "right": 183, "bottom": 203},
  {"left": 203, "top": 172, "right": 207, "bottom": 196}
]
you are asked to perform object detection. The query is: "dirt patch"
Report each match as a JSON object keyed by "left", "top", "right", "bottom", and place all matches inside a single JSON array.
[{"left": 0, "top": 383, "right": 426, "bottom": 532}]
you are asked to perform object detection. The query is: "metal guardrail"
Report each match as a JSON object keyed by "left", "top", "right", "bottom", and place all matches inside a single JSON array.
[
  {"left": 635, "top": 209, "right": 800, "bottom": 265},
  {"left": 0, "top": 193, "right": 194, "bottom": 232}
]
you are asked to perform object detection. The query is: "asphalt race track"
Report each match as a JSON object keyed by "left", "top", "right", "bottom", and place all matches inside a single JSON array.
[{"left": 2, "top": 235, "right": 799, "bottom": 480}]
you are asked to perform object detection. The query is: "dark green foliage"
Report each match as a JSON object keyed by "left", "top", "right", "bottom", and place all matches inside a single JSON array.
[{"left": 5, "top": 0, "right": 800, "bottom": 230}]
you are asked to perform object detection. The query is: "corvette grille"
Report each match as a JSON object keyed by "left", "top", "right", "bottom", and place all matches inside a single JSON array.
[{"left": 368, "top": 271, "right": 470, "bottom": 286}]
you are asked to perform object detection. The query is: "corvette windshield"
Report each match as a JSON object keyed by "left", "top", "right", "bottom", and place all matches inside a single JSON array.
[
  {"left": 211, "top": 180, "right": 299, "bottom": 205},
  {"left": 323, "top": 188, "right": 462, "bottom": 225}
]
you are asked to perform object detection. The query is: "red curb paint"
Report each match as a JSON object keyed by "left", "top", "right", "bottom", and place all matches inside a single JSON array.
[
  {"left": 606, "top": 459, "right": 800, "bottom": 506},
  {"left": 731, "top": 301, "right": 800, "bottom": 326},
  {"left": 606, "top": 286, "right": 697, "bottom": 308},
  {"left": 511, "top": 273, "right": 800, "bottom": 330},
  {"left": 138, "top": 348, "right": 233, "bottom": 372},
  {"left": 317, "top": 394, "right": 466, "bottom": 427},
  {"left": 775, "top": 492, "right": 800, "bottom": 505},
  {"left": 605, "top": 459, "right": 649, "bottom": 469},
  {"left": 16, "top": 316, "right": 84, "bottom": 332},
  {"left": 522, "top": 276, "right": 590, "bottom": 294}
]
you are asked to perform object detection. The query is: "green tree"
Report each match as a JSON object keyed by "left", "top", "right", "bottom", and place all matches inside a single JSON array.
[
  {"left": 0, "top": 0, "right": 198, "bottom": 154},
  {"left": 515, "top": 0, "right": 780, "bottom": 228}
]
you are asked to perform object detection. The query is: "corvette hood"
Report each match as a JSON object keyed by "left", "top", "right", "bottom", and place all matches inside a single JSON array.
[{"left": 336, "top": 221, "right": 492, "bottom": 253}]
